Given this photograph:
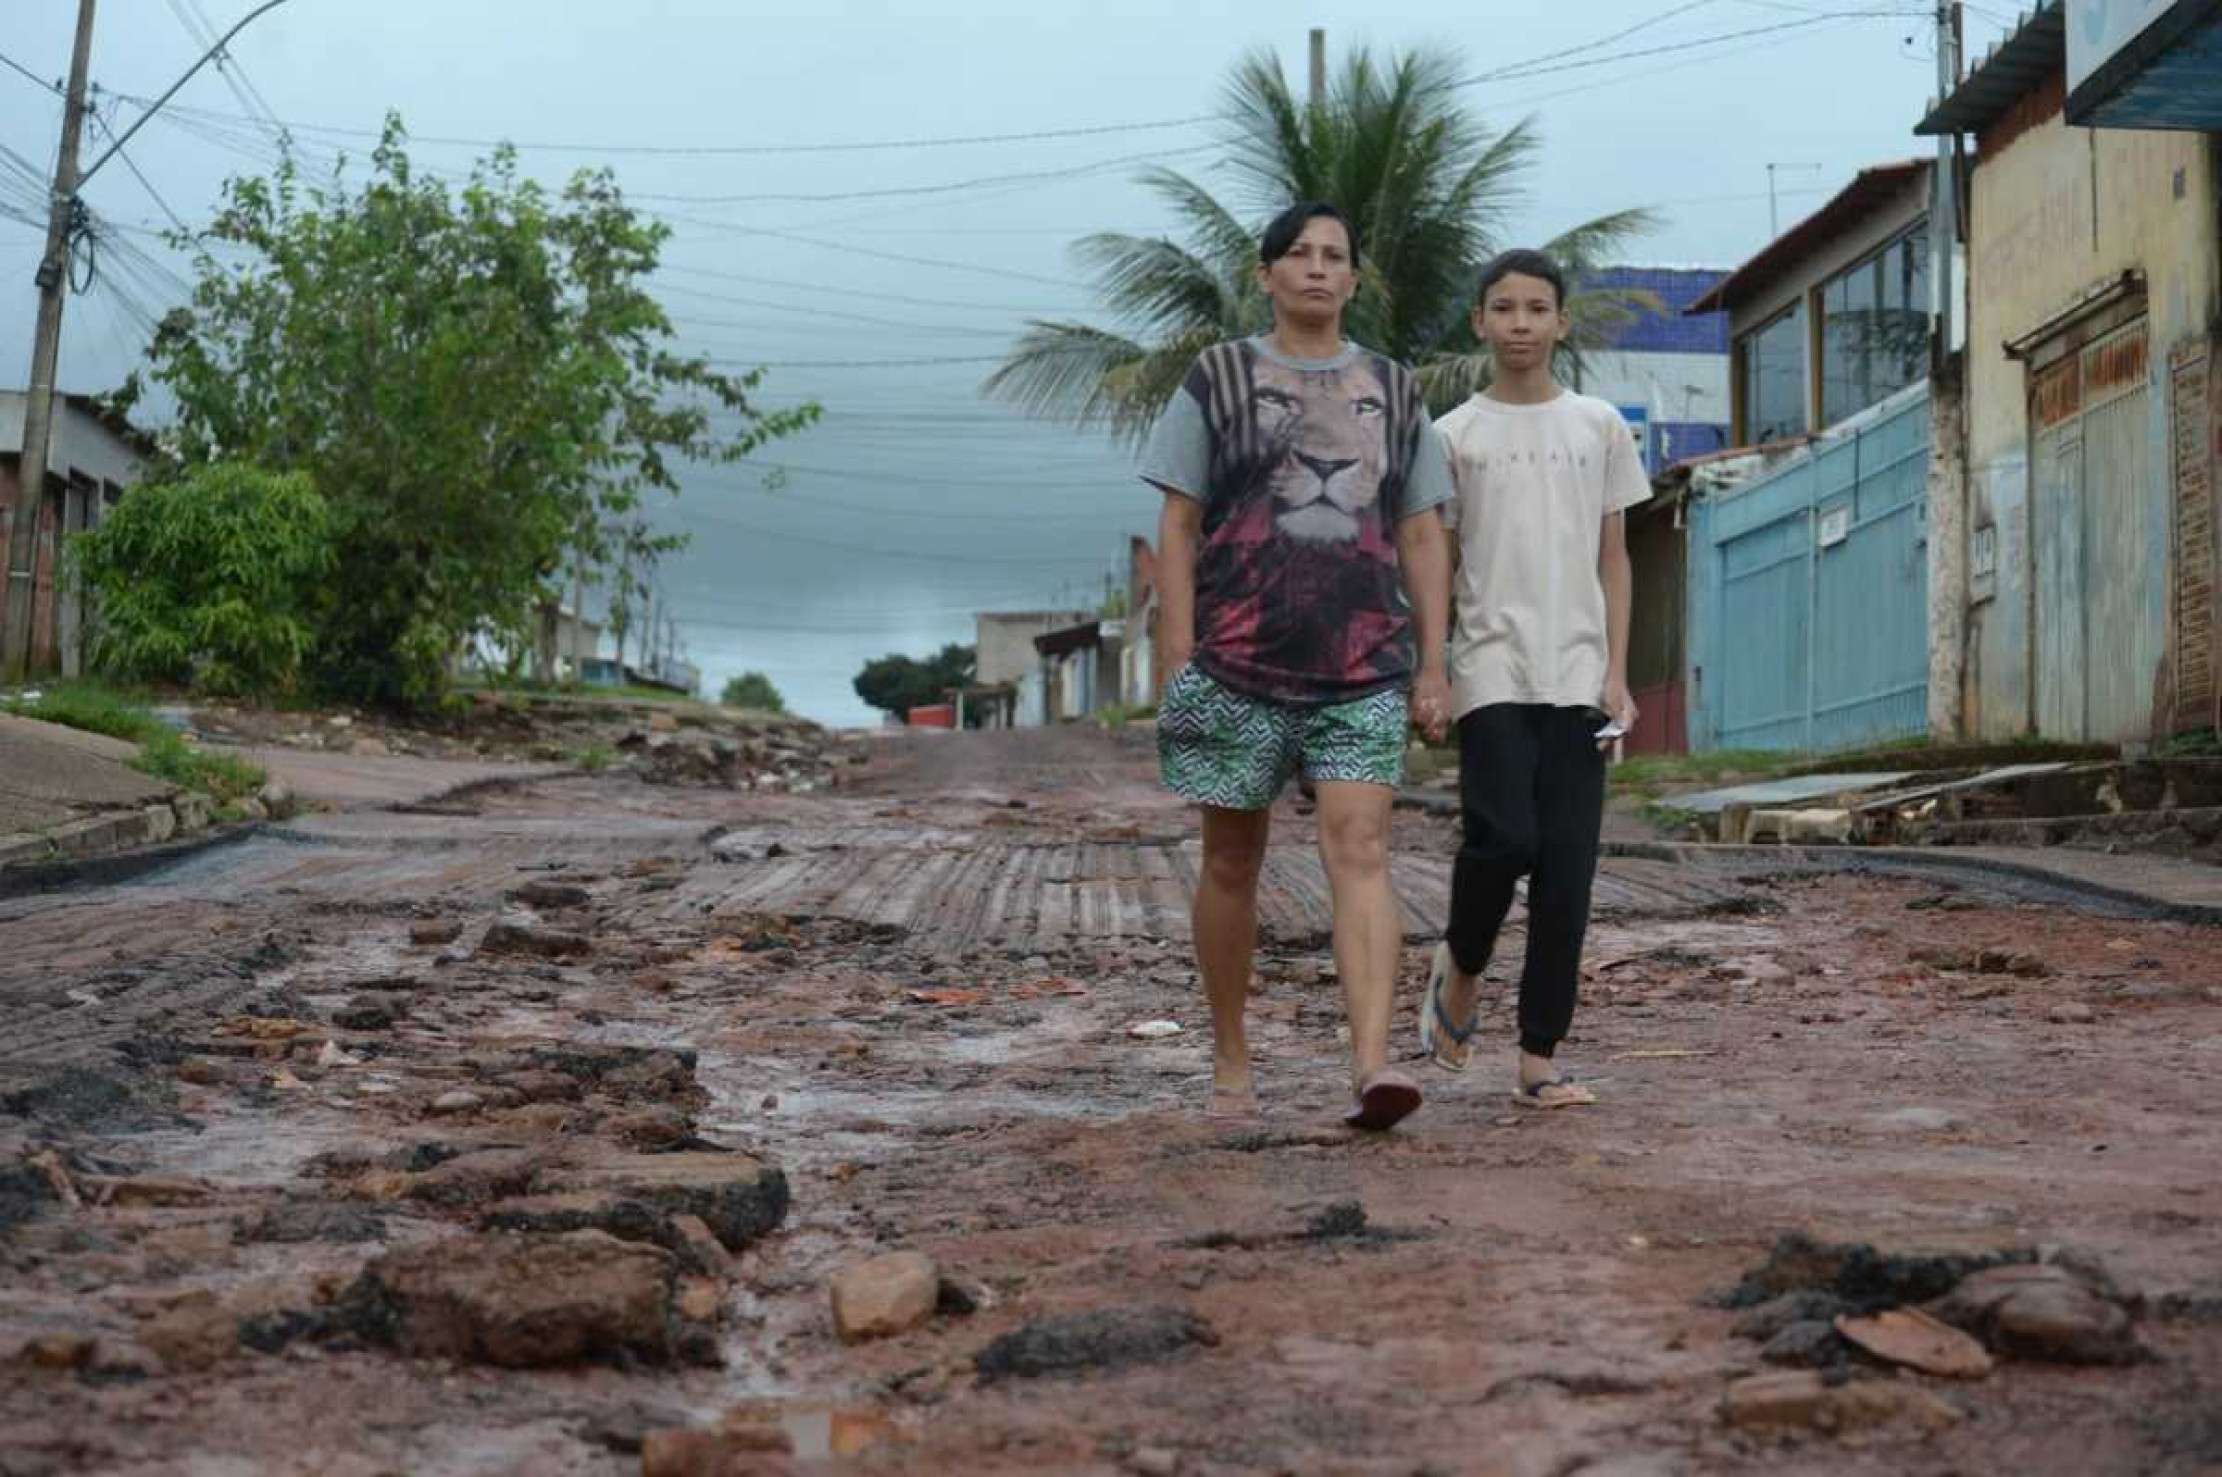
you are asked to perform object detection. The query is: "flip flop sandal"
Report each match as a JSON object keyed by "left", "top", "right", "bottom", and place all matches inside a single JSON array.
[
  {"left": 1513, "top": 1075, "right": 1597, "bottom": 1110},
  {"left": 1345, "top": 1068, "right": 1423, "bottom": 1131},
  {"left": 1418, "top": 941, "right": 1480, "bottom": 1073}
]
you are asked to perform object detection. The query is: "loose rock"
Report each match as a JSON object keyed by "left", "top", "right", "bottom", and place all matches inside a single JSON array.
[
  {"left": 1720, "top": 1370, "right": 1960, "bottom": 1435},
  {"left": 511, "top": 880, "right": 592, "bottom": 911},
  {"left": 976, "top": 1306, "right": 1216, "bottom": 1381},
  {"left": 830, "top": 1251, "right": 940, "bottom": 1341},
  {"left": 341, "top": 1229, "right": 708, "bottom": 1368},
  {"left": 1834, "top": 1307, "right": 1993, "bottom": 1379},
  {"left": 1930, "top": 1263, "right": 2145, "bottom": 1365},
  {"left": 478, "top": 921, "right": 591, "bottom": 960},
  {"left": 559, "top": 1151, "right": 790, "bottom": 1252},
  {"left": 640, "top": 1425, "right": 792, "bottom": 1477},
  {"left": 1760, "top": 1320, "right": 1848, "bottom": 1368}
]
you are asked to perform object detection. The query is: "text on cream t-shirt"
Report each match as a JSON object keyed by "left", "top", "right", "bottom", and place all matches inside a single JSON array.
[{"left": 1434, "top": 388, "right": 1651, "bottom": 717}]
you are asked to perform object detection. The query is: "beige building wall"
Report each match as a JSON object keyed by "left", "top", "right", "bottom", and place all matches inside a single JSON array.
[{"left": 1960, "top": 79, "right": 2218, "bottom": 740}]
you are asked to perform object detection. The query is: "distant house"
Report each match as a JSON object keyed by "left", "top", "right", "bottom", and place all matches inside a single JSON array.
[
  {"left": 1678, "top": 164, "right": 1940, "bottom": 751},
  {"left": 0, "top": 391, "right": 152, "bottom": 676},
  {"left": 1033, "top": 617, "right": 1121, "bottom": 722},
  {"left": 1578, "top": 266, "right": 1734, "bottom": 475},
  {"left": 1689, "top": 161, "right": 1935, "bottom": 450},
  {"left": 1119, "top": 536, "right": 1162, "bottom": 710},
  {"left": 975, "top": 608, "right": 1090, "bottom": 728}
]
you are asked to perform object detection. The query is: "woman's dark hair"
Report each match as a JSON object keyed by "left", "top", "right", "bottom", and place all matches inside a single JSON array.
[
  {"left": 1476, "top": 248, "right": 1567, "bottom": 309},
  {"left": 1260, "top": 201, "right": 1360, "bottom": 271}
]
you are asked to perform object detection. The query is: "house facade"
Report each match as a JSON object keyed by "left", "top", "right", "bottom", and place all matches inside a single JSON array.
[
  {"left": 1918, "top": 0, "right": 2220, "bottom": 743},
  {"left": 0, "top": 391, "right": 151, "bottom": 677}
]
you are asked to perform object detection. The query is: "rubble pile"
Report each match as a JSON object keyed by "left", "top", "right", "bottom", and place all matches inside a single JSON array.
[{"left": 188, "top": 691, "right": 872, "bottom": 792}]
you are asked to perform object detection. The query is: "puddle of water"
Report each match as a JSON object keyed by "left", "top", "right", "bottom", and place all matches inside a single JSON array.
[{"left": 710, "top": 1402, "right": 900, "bottom": 1461}]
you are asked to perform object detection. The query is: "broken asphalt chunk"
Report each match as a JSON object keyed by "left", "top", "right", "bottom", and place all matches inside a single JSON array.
[{"left": 975, "top": 1306, "right": 1216, "bottom": 1381}]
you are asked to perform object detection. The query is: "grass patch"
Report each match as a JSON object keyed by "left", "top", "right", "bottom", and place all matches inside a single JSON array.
[
  {"left": 1, "top": 679, "right": 165, "bottom": 744},
  {"left": 2156, "top": 728, "right": 2221, "bottom": 759},
  {"left": 1611, "top": 748, "right": 1808, "bottom": 791},
  {"left": 6, "top": 680, "right": 262, "bottom": 803},
  {"left": 132, "top": 732, "right": 265, "bottom": 805},
  {"left": 1097, "top": 704, "right": 1157, "bottom": 730},
  {"left": 573, "top": 741, "right": 615, "bottom": 772},
  {"left": 1639, "top": 801, "right": 1703, "bottom": 837}
]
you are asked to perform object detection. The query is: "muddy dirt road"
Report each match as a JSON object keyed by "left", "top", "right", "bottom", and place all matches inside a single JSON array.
[{"left": 3, "top": 726, "right": 2219, "bottom": 1476}]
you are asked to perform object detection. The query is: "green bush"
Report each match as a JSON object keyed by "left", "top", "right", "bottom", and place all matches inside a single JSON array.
[
  {"left": 74, "top": 462, "right": 333, "bottom": 697},
  {"left": 719, "top": 672, "right": 786, "bottom": 713}
]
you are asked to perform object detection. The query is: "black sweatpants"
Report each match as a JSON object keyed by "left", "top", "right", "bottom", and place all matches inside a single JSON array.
[{"left": 1446, "top": 703, "right": 1607, "bottom": 1059}]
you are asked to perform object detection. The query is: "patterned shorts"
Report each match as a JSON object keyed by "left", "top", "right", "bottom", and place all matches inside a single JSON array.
[{"left": 1157, "top": 664, "right": 1408, "bottom": 811}]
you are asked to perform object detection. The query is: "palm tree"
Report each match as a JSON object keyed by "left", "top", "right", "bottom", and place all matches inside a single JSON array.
[{"left": 985, "top": 46, "right": 1661, "bottom": 437}]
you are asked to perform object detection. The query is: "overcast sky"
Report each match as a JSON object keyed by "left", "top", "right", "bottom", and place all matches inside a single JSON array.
[{"left": 0, "top": 1, "right": 2011, "bottom": 725}]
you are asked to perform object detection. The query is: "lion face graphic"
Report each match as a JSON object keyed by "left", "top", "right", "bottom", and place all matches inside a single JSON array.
[{"left": 1247, "top": 357, "right": 1390, "bottom": 544}]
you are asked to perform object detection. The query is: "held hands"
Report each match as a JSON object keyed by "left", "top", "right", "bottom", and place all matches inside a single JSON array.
[{"left": 1411, "top": 665, "right": 1452, "bottom": 744}]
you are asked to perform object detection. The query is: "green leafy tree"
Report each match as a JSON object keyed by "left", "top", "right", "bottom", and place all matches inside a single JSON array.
[
  {"left": 720, "top": 671, "right": 787, "bottom": 712},
  {"left": 73, "top": 461, "right": 331, "bottom": 696},
  {"left": 853, "top": 643, "right": 975, "bottom": 717},
  {"left": 986, "top": 46, "right": 1660, "bottom": 432},
  {"left": 145, "top": 117, "right": 818, "bottom": 704}
]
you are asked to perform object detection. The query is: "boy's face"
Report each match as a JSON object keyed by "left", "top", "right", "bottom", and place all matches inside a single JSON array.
[
  {"left": 1472, "top": 271, "right": 1568, "bottom": 372},
  {"left": 1257, "top": 216, "right": 1357, "bottom": 330}
]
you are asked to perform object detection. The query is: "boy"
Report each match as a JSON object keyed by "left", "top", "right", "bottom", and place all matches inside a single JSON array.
[
  {"left": 1420, "top": 249, "right": 1647, "bottom": 1108},
  {"left": 1138, "top": 201, "right": 1454, "bottom": 1130}
]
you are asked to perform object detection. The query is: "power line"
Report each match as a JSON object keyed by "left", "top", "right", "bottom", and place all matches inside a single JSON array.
[
  {"left": 0, "top": 45, "right": 61, "bottom": 97},
  {"left": 631, "top": 143, "right": 1217, "bottom": 207},
  {"left": 1452, "top": 9, "right": 1927, "bottom": 88},
  {"left": 654, "top": 264, "right": 1096, "bottom": 316},
  {"left": 665, "top": 517, "right": 1112, "bottom": 565},
  {"left": 704, "top": 352, "right": 1012, "bottom": 370},
  {"left": 88, "top": 109, "right": 197, "bottom": 239},
  {"left": 655, "top": 223, "right": 1087, "bottom": 289},
  {"left": 115, "top": 93, "right": 1217, "bottom": 158}
]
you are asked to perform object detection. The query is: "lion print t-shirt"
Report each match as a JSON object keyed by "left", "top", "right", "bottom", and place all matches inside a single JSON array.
[{"left": 1137, "top": 336, "right": 1453, "bottom": 706}]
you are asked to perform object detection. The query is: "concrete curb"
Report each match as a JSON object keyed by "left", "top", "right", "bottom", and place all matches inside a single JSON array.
[
  {"left": 1395, "top": 787, "right": 2221, "bottom": 925},
  {"left": 0, "top": 789, "right": 217, "bottom": 875},
  {"left": 0, "top": 817, "right": 264, "bottom": 899},
  {"left": 1606, "top": 838, "right": 2222, "bottom": 926}
]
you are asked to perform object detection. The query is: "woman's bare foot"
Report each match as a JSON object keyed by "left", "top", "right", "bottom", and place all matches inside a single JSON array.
[{"left": 1208, "top": 1058, "right": 1258, "bottom": 1120}]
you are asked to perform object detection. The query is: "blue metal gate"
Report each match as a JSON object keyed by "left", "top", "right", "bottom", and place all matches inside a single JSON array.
[{"left": 1688, "top": 385, "right": 1930, "bottom": 752}]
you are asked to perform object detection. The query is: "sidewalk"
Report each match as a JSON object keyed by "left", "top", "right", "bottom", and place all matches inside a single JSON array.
[
  {"left": 0, "top": 713, "right": 194, "bottom": 867},
  {"left": 0, "top": 710, "right": 573, "bottom": 875},
  {"left": 239, "top": 745, "right": 572, "bottom": 812},
  {"left": 1396, "top": 783, "right": 2222, "bottom": 923}
]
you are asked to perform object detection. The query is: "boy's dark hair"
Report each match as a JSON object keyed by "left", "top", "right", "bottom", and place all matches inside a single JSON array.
[
  {"left": 1260, "top": 201, "right": 1360, "bottom": 271},
  {"left": 1476, "top": 249, "right": 1567, "bottom": 309}
]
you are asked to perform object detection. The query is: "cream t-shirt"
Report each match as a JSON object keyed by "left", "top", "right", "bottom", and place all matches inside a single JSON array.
[{"left": 1435, "top": 388, "right": 1651, "bottom": 718}]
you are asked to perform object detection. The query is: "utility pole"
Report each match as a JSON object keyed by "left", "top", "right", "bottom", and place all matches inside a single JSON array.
[
  {"left": 3, "top": 0, "right": 97, "bottom": 683},
  {"left": 1308, "top": 28, "right": 1326, "bottom": 110},
  {"left": 4, "top": 0, "right": 291, "bottom": 682},
  {"left": 1926, "top": 0, "right": 1968, "bottom": 743},
  {"left": 1764, "top": 162, "right": 1822, "bottom": 238},
  {"left": 1931, "top": 1, "right": 1960, "bottom": 360}
]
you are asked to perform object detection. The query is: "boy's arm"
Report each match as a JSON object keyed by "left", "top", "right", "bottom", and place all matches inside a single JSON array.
[
  {"left": 1396, "top": 510, "right": 1452, "bottom": 742},
  {"left": 1156, "top": 490, "right": 1202, "bottom": 673},
  {"left": 1599, "top": 510, "right": 1636, "bottom": 732}
]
